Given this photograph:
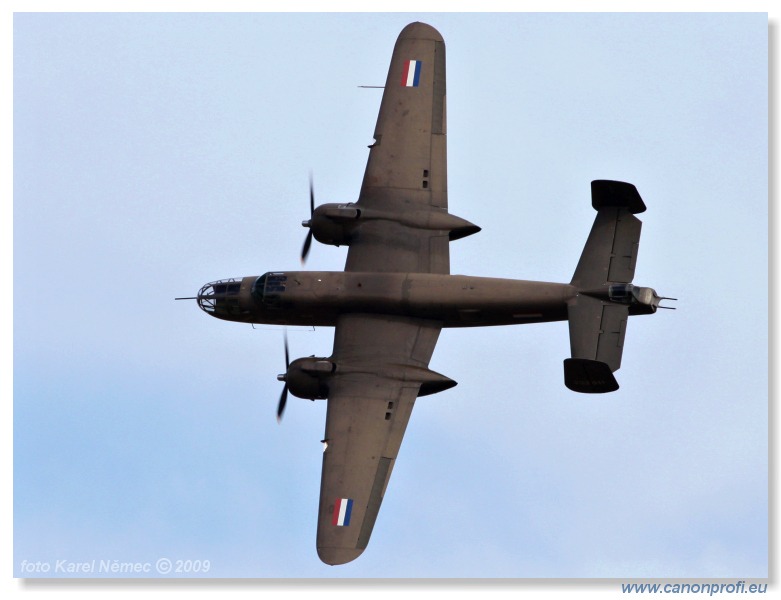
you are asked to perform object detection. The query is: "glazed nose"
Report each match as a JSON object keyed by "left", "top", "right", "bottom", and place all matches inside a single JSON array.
[{"left": 197, "top": 278, "right": 243, "bottom": 316}]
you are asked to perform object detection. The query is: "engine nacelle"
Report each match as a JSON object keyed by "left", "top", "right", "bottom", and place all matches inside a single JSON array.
[
  {"left": 307, "top": 203, "right": 361, "bottom": 247},
  {"left": 303, "top": 202, "right": 480, "bottom": 249},
  {"left": 283, "top": 356, "right": 335, "bottom": 400}
]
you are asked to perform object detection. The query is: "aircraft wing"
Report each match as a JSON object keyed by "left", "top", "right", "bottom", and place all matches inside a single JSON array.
[
  {"left": 316, "top": 313, "right": 448, "bottom": 565},
  {"left": 316, "top": 23, "right": 459, "bottom": 566},
  {"left": 346, "top": 22, "right": 450, "bottom": 274}
]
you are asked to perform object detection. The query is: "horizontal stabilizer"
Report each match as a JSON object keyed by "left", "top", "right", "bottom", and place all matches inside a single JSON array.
[
  {"left": 565, "top": 295, "right": 628, "bottom": 393},
  {"left": 564, "top": 181, "right": 652, "bottom": 393},
  {"left": 571, "top": 181, "right": 644, "bottom": 289},
  {"left": 563, "top": 359, "right": 619, "bottom": 393}
]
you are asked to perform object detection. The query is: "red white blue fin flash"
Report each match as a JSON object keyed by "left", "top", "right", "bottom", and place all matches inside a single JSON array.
[
  {"left": 332, "top": 498, "right": 354, "bottom": 526},
  {"left": 401, "top": 60, "right": 422, "bottom": 87}
]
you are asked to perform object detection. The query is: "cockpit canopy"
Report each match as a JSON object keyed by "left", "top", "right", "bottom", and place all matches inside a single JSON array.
[{"left": 251, "top": 272, "right": 287, "bottom": 308}]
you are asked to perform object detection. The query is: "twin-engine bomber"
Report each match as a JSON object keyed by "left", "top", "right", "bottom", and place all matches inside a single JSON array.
[{"left": 179, "top": 22, "right": 672, "bottom": 566}]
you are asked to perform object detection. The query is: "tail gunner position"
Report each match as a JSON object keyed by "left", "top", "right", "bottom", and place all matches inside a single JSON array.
[{"left": 179, "top": 23, "right": 673, "bottom": 566}]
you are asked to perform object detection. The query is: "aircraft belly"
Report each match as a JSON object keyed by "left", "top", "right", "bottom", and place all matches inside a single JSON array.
[
  {"left": 267, "top": 272, "right": 573, "bottom": 326},
  {"left": 404, "top": 274, "right": 574, "bottom": 326}
]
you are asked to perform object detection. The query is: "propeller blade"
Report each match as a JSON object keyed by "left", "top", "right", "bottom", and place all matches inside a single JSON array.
[
  {"left": 301, "top": 175, "right": 316, "bottom": 264},
  {"left": 301, "top": 230, "right": 313, "bottom": 263},
  {"left": 284, "top": 330, "right": 290, "bottom": 369},
  {"left": 276, "top": 330, "right": 290, "bottom": 423},
  {"left": 276, "top": 383, "right": 288, "bottom": 423},
  {"left": 309, "top": 173, "right": 315, "bottom": 217}
]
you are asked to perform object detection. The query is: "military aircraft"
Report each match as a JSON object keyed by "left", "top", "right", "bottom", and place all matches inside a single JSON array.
[{"left": 179, "top": 22, "right": 672, "bottom": 565}]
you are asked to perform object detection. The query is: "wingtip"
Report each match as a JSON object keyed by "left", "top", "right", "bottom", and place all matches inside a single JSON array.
[
  {"left": 398, "top": 22, "right": 444, "bottom": 42},
  {"left": 317, "top": 546, "right": 365, "bottom": 566}
]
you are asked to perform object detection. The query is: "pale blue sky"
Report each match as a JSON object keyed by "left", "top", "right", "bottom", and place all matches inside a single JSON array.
[{"left": 12, "top": 11, "right": 767, "bottom": 579}]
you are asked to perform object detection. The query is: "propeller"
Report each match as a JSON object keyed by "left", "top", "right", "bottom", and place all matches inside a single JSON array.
[
  {"left": 301, "top": 175, "right": 315, "bottom": 263},
  {"left": 276, "top": 332, "right": 291, "bottom": 423}
]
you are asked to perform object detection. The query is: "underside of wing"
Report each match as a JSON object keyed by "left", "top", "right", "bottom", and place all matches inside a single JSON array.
[
  {"left": 316, "top": 375, "right": 420, "bottom": 565},
  {"left": 361, "top": 22, "right": 447, "bottom": 209},
  {"left": 345, "top": 23, "right": 471, "bottom": 275},
  {"left": 316, "top": 313, "right": 450, "bottom": 565}
]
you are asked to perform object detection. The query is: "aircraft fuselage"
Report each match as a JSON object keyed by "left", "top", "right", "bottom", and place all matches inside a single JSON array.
[{"left": 197, "top": 272, "right": 576, "bottom": 328}]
